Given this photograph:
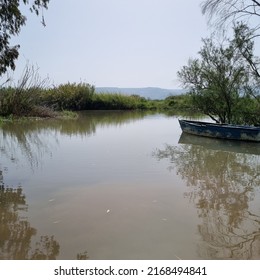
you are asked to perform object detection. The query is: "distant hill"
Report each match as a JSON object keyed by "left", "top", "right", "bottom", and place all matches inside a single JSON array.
[{"left": 95, "top": 87, "right": 187, "bottom": 100}]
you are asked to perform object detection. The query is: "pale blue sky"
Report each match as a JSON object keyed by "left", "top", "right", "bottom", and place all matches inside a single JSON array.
[{"left": 11, "top": 0, "right": 210, "bottom": 88}]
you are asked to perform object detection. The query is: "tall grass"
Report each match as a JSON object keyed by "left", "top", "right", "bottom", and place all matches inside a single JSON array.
[
  {"left": 0, "top": 66, "right": 196, "bottom": 118},
  {"left": 41, "top": 82, "right": 95, "bottom": 110},
  {"left": 161, "top": 94, "right": 194, "bottom": 111},
  {"left": 0, "top": 66, "right": 54, "bottom": 117},
  {"left": 90, "top": 92, "right": 151, "bottom": 110}
]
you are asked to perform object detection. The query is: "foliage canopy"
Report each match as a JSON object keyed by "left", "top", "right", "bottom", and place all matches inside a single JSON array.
[
  {"left": 201, "top": 0, "right": 260, "bottom": 32},
  {"left": 178, "top": 24, "right": 260, "bottom": 124},
  {"left": 0, "top": 0, "right": 49, "bottom": 76}
]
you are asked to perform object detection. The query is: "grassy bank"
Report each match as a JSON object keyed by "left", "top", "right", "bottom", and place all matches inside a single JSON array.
[
  {"left": 41, "top": 83, "right": 160, "bottom": 111},
  {"left": 1, "top": 80, "right": 259, "bottom": 125},
  {"left": 0, "top": 81, "right": 179, "bottom": 118},
  {"left": 1, "top": 66, "right": 259, "bottom": 124},
  {"left": 0, "top": 66, "right": 194, "bottom": 118}
]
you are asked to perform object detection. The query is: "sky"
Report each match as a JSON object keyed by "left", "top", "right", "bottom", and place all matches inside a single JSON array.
[{"left": 10, "top": 0, "right": 211, "bottom": 89}]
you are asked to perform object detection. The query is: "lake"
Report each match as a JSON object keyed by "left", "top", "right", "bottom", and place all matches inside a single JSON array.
[{"left": 0, "top": 111, "right": 259, "bottom": 260}]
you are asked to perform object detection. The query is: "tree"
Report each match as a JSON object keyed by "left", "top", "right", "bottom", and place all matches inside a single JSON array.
[
  {"left": 201, "top": 1, "right": 260, "bottom": 96},
  {"left": 0, "top": 0, "right": 49, "bottom": 76},
  {"left": 201, "top": 1, "right": 260, "bottom": 119},
  {"left": 177, "top": 28, "right": 255, "bottom": 124},
  {"left": 201, "top": 0, "right": 260, "bottom": 32},
  {"left": 232, "top": 23, "right": 260, "bottom": 79}
]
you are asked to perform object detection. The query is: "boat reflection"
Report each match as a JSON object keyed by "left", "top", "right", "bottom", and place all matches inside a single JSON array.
[
  {"left": 154, "top": 135, "right": 260, "bottom": 259},
  {"left": 179, "top": 132, "right": 260, "bottom": 155}
]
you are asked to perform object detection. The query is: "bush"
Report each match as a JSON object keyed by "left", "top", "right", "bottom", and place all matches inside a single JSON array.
[
  {"left": 90, "top": 93, "right": 141, "bottom": 110},
  {"left": 41, "top": 82, "right": 95, "bottom": 110},
  {"left": 232, "top": 96, "right": 260, "bottom": 125},
  {"left": 162, "top": 94, "right": 194, "bottom": 111},
  {"left": 0, "top": 87, "right": 15, "bottom": 116},
  {"left": 0, "top": 66, "right": 49, "bottom": 117}
]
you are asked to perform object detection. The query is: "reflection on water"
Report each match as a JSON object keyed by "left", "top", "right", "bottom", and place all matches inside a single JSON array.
[
  {"left": 0, "top": 173, "right": 60, "bottom": 259},
  {"left": 0, "top": 111, "right": 163, "bottom": 259},
  {"left": 1, "top": 112, "right": 260, "bottom": 259},
  {"left": 154, "top": 133, "right": 260, "bottom": 259},
  {"left": 179, "top": 132, "right": 260, "bottom": 155},
  {"left": 0, "top": 111, "right": 150, "bottom": 170}
]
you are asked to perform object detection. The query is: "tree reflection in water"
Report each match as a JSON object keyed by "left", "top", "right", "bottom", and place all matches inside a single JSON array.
[
  {"left": 0, "top": 112, "right": 151, "bottom": 259},
  {"left": 154, "top": 135, "right": 260, "bottom": 259},
  {"left": 0, "top": 172, "right": 60, "bottom": 260},
  {"left": 0, "top": 111, "right": 151, "bottom": 170}
]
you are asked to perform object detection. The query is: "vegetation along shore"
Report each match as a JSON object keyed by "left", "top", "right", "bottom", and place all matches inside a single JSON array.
[
  {"left": 0, "top": 69, "right": 259, "bottom": 126},
  {"left": 0, "top": 67, "right": 194, "bottom": 120},
  {"left": 0, "top": 0, "right": 260, "bottom": 127}
]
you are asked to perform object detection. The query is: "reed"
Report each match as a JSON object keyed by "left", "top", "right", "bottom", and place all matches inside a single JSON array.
[
  {"left": 41, "top": 82, "right": 95, "bottom": 111},
  {"left": 0, "top": 65, "right": 51, "bottom": 117},
  {"left": 90, "top": 92, "right": 147, "bottom": 110}
]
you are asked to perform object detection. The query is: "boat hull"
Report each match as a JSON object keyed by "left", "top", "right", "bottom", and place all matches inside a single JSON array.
[{"left": 178, "top": 120, "right": 260, "bottom": 142}]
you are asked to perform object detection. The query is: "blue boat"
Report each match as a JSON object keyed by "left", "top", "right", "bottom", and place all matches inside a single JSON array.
[{"left": 178, "top": 119, "right": 260, "bottom": 142}]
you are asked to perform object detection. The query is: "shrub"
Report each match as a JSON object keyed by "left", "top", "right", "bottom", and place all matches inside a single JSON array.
[
  {"left": 162, "top": 94, "right": 194, "bottom": 111},
  {"left": 90, "top": 93, "right": 140, "bottom": 110},
  {"left": 41, "top": 82, "right": 95, "bottom": 110},
  {"left": 0, "top": 65, "right": 49, "bottom": 117}
]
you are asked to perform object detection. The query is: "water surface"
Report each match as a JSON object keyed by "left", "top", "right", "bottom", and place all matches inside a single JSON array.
[{"left": 0, "top": 111, "right": 259, "bottom": 259}]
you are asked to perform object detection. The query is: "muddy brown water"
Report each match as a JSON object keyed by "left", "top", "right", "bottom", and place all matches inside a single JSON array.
[{"left": 0, "top": 111, "right": 259, "bottom": 259}]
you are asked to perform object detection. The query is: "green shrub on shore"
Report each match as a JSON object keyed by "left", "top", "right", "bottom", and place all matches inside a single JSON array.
[
  {"left": 161, "top": 94, "right": 194, "bottom": 111},
  {"left": 232, "top": 95, "right": 260, "bottom": 125},
  {"left": 0, "top": 84, "right": 57, "bottom": 118},
  {"left": 0, "top": 66, "right": 179, "bottom": 117},
  {"left": 0, "top": 87, "right": 15, "bottom": 116},
  {"left": 0, "top": 66, "right": 51, "bottom": 117},
  {"left": 2, "top": 66, "right": 258, "bottom": 122},
  {"left": 0, "top": 80, "right": 159, "bottom": 117},
  {"left": 90, "top": 92, "right": 150, "bottom": 110},
  {"left": 41, "top": 82, "right": 95, "bottom": 110}
]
